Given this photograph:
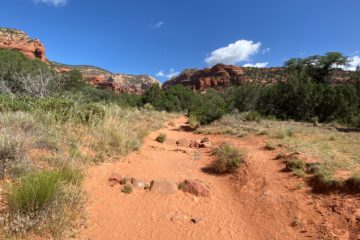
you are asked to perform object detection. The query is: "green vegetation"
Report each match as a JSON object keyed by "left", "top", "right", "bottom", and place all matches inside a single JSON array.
[
  {"left": 155, "top": 133, "right": 167, "bottom": 143},
  {"left": 6, "top": 168, "right": 82, "bottom": 213},
  {"left": 212, "top": 144, "right": 246, "bottom": 173},
  {"left": 0, "top": 47, "right": 360, "bottom": 238},
  {"left": 0, "top": 49, "right": 174, "bottom": 239}
]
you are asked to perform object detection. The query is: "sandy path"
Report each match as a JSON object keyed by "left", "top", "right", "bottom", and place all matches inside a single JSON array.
[{"left": 80, "top": 117, "right": 312, "bottom": 240}]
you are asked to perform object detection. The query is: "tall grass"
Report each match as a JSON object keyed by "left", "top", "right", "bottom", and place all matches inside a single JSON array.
[{"left": 6, "top": 168, "right": 83, "bottom": 213}]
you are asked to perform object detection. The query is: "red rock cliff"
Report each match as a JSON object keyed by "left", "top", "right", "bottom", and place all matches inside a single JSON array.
[
  {"left": 163, "top": 64, "right": 352, "bottom": 90},
  {"left": 162, "top": 64, "right": 288, "bottom": 90},
  {"left": 0, "top": 28, "right": 46, "bottom": 62}
]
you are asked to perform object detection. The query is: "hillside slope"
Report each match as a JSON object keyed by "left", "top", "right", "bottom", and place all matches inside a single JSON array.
[{"left": 0, "top": 27, "right": 159, "bottom": 95}]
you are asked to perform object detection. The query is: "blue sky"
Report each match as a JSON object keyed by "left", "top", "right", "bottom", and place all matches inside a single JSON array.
[{"left": 1, "top": 0, "right": 360, "bottom": 81}]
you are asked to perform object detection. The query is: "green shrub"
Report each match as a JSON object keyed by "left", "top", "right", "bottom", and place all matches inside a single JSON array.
[
  {"left": 212, "top": 144, "right": 246, "bottom": 173},
  {"left": 155, "top": 133, "right": 167, "bottom": 143}
]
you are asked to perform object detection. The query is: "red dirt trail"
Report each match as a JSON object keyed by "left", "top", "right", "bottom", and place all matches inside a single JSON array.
[{"left": 80, "top": 117, "right": 360, "bottom": 240}]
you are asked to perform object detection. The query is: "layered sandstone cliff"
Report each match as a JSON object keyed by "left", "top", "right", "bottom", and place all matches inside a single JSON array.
[
  {"left": 163, "top": 64, "right": 352, "bottom": 90},
  {"left": 0, "top": 28, "right": 46, "bottom": 62},
  {"left": 162, "top": 64, "right": 287, "bottom": 90},
  {"left": 52, "top": 63, "right": 159, "bottom": 95},
  {"left": 0, "top": 27, "right": 159, "bottom": 95}
]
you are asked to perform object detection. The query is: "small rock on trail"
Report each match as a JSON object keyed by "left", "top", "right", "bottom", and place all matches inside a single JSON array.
[
  {"left": 150, "top": 180, "right": 178, "bottom": 195},
  {"left": 108, "top": 172, "right": 122, "bottom": 186},
  {"left": 180, "top": 179, "right": 211, "bottom": 197},
  {"left": 176, "top": 139, "right": 190, "bottom": 147}
]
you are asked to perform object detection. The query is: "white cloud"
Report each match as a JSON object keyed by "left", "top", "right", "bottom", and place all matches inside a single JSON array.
[
  {"left": 156, "top": 68, "right": 179, "bottom": 79},
  {"left": 338, "top": 56, "right": 360, "bottom": 71},
  {"left": 149, "top": 21, "right": 164, "bottom": 29},
  {"left": 205, "top": 39, "right": 261, "bottom": 65},
  {"left": 243, "top": 62, "right": 269, "bottom": 68},
  {"left": 34, "top": 0, "right": 68, "bottom": 6}
]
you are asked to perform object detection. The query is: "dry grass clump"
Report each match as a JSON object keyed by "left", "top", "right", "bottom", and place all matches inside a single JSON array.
[
  {"left": 155, "top": 133, "right": 167, "bottom": 143},
  {"left": 91, "top": 107, "right": 172, "bottom": 159},
  {"left": 212, "top": 144, "right": 246, "bottom": 174}
]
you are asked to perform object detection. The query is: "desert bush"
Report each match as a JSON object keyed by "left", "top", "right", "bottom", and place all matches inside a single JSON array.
[
  {"left": 121, "top": 184, "right": 133, "bottom": 194},
  {"left": 285, "top": 158, "right": 306, "bottom": 171},
  {"left": 212, "top": 144, "right": 246, "bottom": 173},
  {"left": 310, "top": 168, "right": 344, "bottom": 192},
  {"left": 239, "top": 111, "right": 262, "bottom": 122},
  {"left": 345, "top": 173, "right": 360, "bottom": 193},
  {"left": 155, "top": 133, "right": 167, "bottom": 143},
  {"left": 285, "top": 158, "right": 306, "bottom": 176},
  {"left": 265, "top": 142, "right": 276, "bottom": 150},
  {"left": 0, "top": 130, "right": 27, "bottom": 179}
]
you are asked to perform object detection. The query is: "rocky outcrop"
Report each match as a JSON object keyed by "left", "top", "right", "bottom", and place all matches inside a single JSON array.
[
  {"left": 0, "top": 27, "right": 159, "bottom": 95},
  {"left": 163, "top": 64, "right": 352, "bottom": 90},
  {"left": 52, "top": 63, "right": 159, "bottom": 95},
  {"left": 162, "top": 64, "right": 287, "bottom": 90},
  {"left": 0, "top": 28, "right": 46, "bottom": 62}
]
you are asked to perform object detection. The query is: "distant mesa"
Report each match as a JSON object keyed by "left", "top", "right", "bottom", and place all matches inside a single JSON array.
[
  {"left": 0, "top": 27, "right": 159, "bottom": 95},
  {"left": 163, "top": 63, "right": 352, "bottom": 91}
]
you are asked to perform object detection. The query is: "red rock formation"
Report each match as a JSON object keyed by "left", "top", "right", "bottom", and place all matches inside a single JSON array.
[
  {"left": 163, "top": 64, "right": 287, "bottom": 90},
  {"left": 0, "top": 28, "right": 46, "bottom": 62},
  {"left": 0, "top": 27, "right": 159, "bottom": 95},
  {"left": 163, "top": 64, "right": 353, "bottom": 90}
]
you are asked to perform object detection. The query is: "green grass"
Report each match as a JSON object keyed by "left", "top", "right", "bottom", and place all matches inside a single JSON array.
[
  {"left": 212, "top": 144, "right": 246, "bottom": 174},
  {"left": 6, "top": 168, "right": 83, "bottom": 213}
]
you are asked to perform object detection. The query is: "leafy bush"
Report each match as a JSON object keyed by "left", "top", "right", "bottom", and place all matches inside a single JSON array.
[
  {"left": 212, "top": 144, "right": 246, "bottom": 173},
  {"left": 155, "top": 133, "right": 167, "bottom": 143}
]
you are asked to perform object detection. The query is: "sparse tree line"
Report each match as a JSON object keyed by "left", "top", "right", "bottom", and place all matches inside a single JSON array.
[{"left": 143, "top": 52, "right": 360, "bottom": 127}]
